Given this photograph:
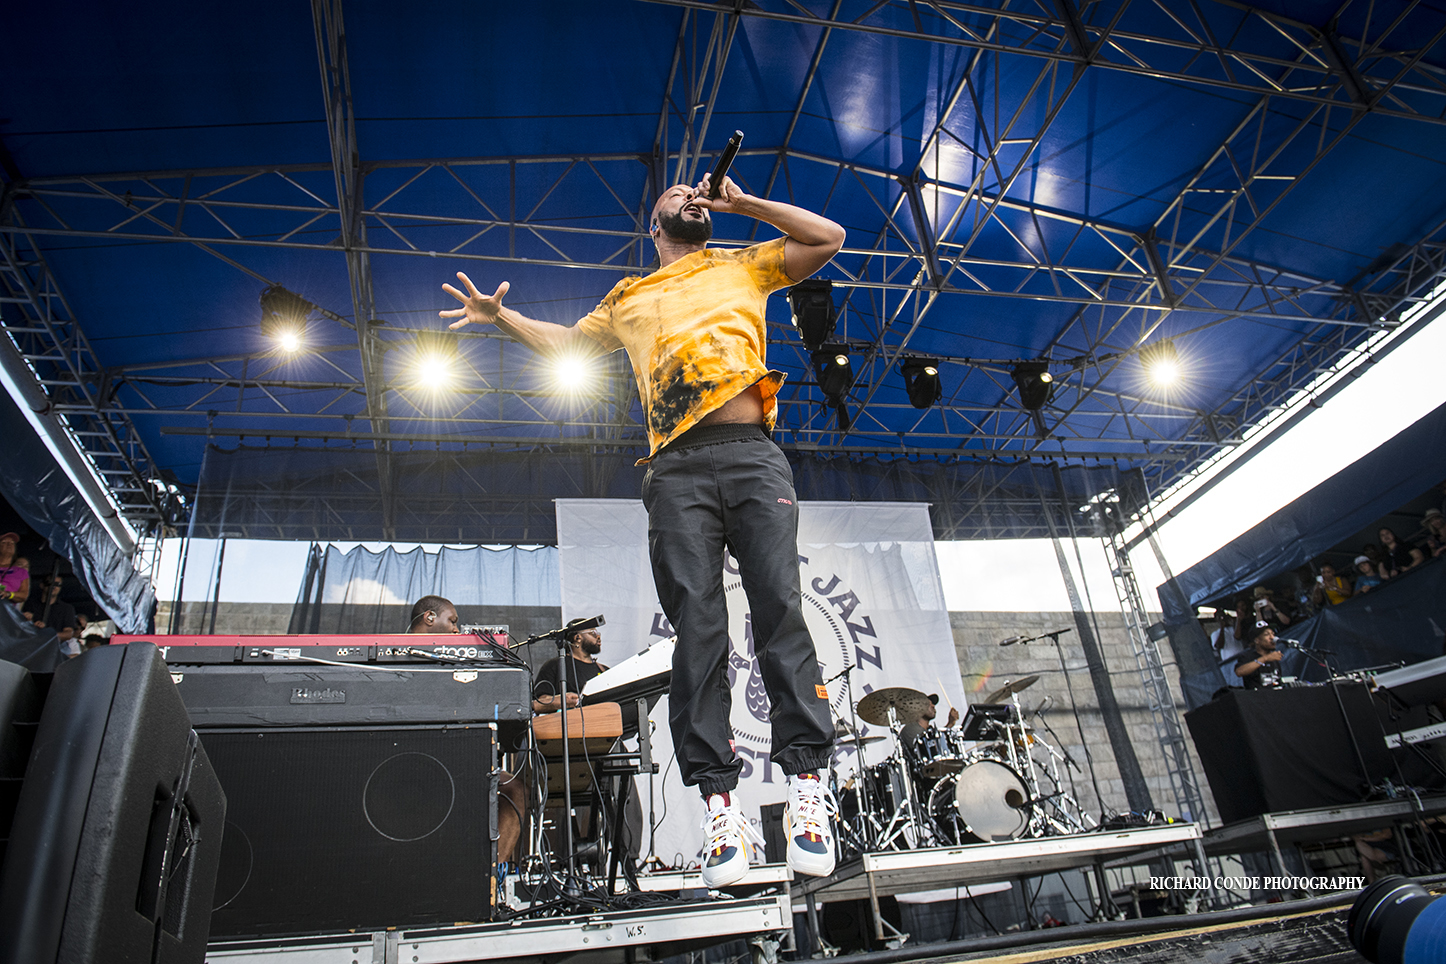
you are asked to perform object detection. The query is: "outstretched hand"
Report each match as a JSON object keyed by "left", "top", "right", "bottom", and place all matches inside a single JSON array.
[
  {"left": 440, "top": 272, "right": 509, "bottom": 330},
  {"left": 689, "top": 173, "right": 749, "bottom": 214}
]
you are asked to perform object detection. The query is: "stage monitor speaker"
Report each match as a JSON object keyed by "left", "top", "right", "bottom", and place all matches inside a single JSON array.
[
  {"left": 201, "top": 724, "right": 496, "bottom": 938},
  {"left": 0, "top": 643, "right": 227, "bottom": 964},
  {"left": 0, "top": 658, "right": 45, "bottom": 869}
]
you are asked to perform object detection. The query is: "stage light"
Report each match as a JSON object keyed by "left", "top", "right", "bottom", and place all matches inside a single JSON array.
[
  {"left": 1140, "top": 339, "right": 1181, "bottom": 387},
  {"left": 900, "top": 358, "right": 942, "bottom": 409},
  {"left": 812, "top": 346, "right": 854, "bottom": 400},
  {"left": 551, "top": 354, "right": 593, "bottom": 394},
  {"left": 409, "top": 332, "right": 461, "bottom": 394},
  {"left": 259, "top": 284, "right": 314, "bottom": 350},
  {"left": 789, "top": 279, "right": 838, "bottom": 350},
  {"left": 415, "top": 352, "right": 457, "bottom": 390},
  {"left": 1010, "top": 362, "right": 1054, "bottom": 411}
]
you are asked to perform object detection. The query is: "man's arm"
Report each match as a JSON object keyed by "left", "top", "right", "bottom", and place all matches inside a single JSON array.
[
  {"left": 441, "top": 274, "right": 603, "bottom": 360},
  {"left": 693, "top": 175, "right": 845, "bottom": 281}
]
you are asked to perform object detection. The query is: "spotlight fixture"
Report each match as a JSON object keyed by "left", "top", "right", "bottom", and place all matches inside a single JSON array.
[
  {"left": 1010, "top": 361, "right": 1054, "bottom": 412},
  {"left": 789, "top": 279, "right": 838, "bottom": 350},
  {"left": 900, "top": 358, "right": 942, "bottom": 409},
  {"left": 812, "top": 346, "right": 854, "bottom": 400},
  {"left": 554, "top": 355, "right": 590, "bottom": 386},
  {"left": 259, "top": 285, "right": 314, "bottom": 349},
  {"left": 410, "top": 332, "right": 461, "bottom": 393},
  {"left": 1140, "top": 339, "right": 1181, "bottom": 387}
]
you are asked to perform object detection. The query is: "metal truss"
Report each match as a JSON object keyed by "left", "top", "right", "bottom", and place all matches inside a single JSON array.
[
  {"left": 643, "top": 0, "right": 1446, "bottom": 126},
  {"left": 2, "top": 142, "right": 1401, "bottom": 470},
  {"left": 4, "top": 0, "right": 1445, "bottom": 540},
  {"left": 0, "top": 210, "right": 168, "bottom": 533}
]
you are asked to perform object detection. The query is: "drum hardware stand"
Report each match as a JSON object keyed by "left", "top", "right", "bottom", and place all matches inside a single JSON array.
[
  {"left": 878, "top": 704, "right": 935, "bottom": 850},
  {"left": 826, "top": 662, "right": 879, "bottom": 852}
]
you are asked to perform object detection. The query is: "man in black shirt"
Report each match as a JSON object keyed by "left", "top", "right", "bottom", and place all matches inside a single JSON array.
[
  {"left": 1235, "top": 621, "right": 1285, "bottom": 690},
  {"left": 33, "top": 576, "right": 78, "bottom": 657},
  {"left": 533, "top": 618, "right": 608, "bottom": 713}
]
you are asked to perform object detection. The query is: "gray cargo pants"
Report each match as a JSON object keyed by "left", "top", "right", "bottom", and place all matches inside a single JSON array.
[{"left": 641, "top": 422, "right": 835, "bottom": 795}]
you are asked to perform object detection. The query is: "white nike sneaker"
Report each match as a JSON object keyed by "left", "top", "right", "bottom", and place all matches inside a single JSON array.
[
  {"left": 698, "top": 792, "right": 765, "bottom": 889},
  {"left": 785, "top": 772, "right": 837, "bottom": 877}
]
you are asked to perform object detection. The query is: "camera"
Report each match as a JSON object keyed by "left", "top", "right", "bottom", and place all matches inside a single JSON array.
[{"left": 1348, "top": 875, "right": 1446, "bottom": 963}]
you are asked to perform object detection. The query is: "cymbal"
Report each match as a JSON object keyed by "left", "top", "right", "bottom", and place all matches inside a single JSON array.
[
  {"left": 836, "top": 733, "right": 885, "bottom": 747},
  {"left": 856, "top": 687, "right": 932, "bottom": 726},
  {"left": 983, "top": 675, "right": 1040, "bottom": 704}
]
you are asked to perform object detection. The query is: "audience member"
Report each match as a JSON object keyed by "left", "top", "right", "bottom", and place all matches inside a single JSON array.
[
  {"left": 1250, "top": 586, "right": 1292, "bottom": 631},
  {"left": 1353, "top": 556, "right": 1384, "bottom": 594},
  {"left": 1231, "top": 594, "right": 1255, "bottom": 642},
  {"left": 34, "top": 575, "right": 80, "bottom": 657},
  {"left": 1312, "top": 563, "right": 1352, "bottom": 607},
  {"left": 1211, "top": 608, "right": 1247, "bottom": 662},
  {"left": 1423, "top": 508, "right": 1446, "bottom": 559},
  {"left": 1289, "top": 566, "right": 1318, "bottom": 619},
  {"left": 0, "top": 533, "right": 29, "bottom": 609},
  {"left": 1361, "top": 542, "right": 1385, "bottom": 575},
  {"left": 1378, "top": 526, "right": 1425, "bottom": 577}
]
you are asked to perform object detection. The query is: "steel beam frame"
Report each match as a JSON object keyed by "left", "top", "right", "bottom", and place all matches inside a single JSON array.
[
  {"left": 0, "top": 204, "right": 167, "bottom": 534},
  {"left": 5, "top": 0, "right": 1445, "bottom": 538},
  {"left": 641, "top": 0, "right": 1446, "bottom": 127}
]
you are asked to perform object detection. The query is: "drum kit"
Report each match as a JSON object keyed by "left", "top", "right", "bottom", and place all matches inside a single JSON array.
[{"left": 833, "top": 676, "right": 1094, "bottom": 855}]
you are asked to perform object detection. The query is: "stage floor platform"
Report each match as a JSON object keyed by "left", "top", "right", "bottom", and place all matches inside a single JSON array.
[
  {"left": 793, "top": 823, "right": 1202, "bottom": 904},
  {"left": 629, "top": 861, "right": 793, "bottom": 894},
  {"left": 1110, "top": 794, "right": 1446, "bottom": 879},
  {"left": 204, "top": 893, "right": 791, "bottom": 964}
]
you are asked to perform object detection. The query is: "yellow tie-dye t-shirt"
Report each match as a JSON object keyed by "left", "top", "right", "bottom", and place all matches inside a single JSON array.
[{"left": 576, "top": 237, "right": 796, "bottom": 461}]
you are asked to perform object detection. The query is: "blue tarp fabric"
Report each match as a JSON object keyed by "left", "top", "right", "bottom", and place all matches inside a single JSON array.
[
  {"left": 0, "top": 391, "right": 156, "bottom": 633},
  {"left": 288, "top": 542, "right": 560, "bottom": 634},
  {"left": 1161, "top": 399, "right": 1446, "bottom": 707}
]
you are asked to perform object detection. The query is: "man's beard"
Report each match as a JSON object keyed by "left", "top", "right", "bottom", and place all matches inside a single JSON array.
[
  {"left": 575, "top": 636, "right": 603, "bottom": 657},
  {"left": 657, "top": 208, "right": 712, "bottom": 244}
]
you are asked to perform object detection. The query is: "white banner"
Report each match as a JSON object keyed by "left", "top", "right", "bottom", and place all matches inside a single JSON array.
[{"left": 556, "top": 499, "right": 962, "bottom": 869}]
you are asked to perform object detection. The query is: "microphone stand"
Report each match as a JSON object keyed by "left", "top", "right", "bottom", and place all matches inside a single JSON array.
[
  {"left": 827, "top": 663, "right": 875, "bottom": 850},
  {"left": 1303, "top": 641, "right": 1377, "bottom": 800},
  {"left": 518, "top": 626, "right": 583, "bottom": 888},
  {"left": 1001, "top": 627, "right": 1107, "bottom": 824}
]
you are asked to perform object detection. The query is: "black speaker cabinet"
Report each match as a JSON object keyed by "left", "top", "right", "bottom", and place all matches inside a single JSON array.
[
  {"left": 201, "top": 724, "right": 497, "bottom": 938},
  {"left": 0, "top": 643, "right": 227, "bottom": 964}
]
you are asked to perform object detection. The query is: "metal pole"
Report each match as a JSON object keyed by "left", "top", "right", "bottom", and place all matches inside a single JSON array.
[{"left": 207, "top": 535, "right": 227, "bottom": 635}]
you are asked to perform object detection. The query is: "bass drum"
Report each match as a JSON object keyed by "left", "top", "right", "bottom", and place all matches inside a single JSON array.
[{"left": 928, "top": 758, "right": 1030, "bottom": 843}]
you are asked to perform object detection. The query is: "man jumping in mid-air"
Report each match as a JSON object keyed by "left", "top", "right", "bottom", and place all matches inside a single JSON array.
[{"left": 442, "top": 173, "right": 844, "bottom": 887}]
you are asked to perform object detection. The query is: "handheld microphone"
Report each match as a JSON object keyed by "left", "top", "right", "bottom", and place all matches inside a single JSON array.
[{"left": 707, "top": 130, "right": 745, "bottom": 199}]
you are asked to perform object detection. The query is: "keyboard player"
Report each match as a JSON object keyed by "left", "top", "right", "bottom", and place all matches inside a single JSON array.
[
  {"left": 408, "top": 596, "right": 526, "bottom": 867},
  {"left": 533, "top": 617, "right": 608, "bottom": 712}
]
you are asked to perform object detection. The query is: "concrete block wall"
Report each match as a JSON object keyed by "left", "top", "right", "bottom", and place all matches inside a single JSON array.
[{"left": 949, "top": 611, "right": 1221, "bottom": 829}]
